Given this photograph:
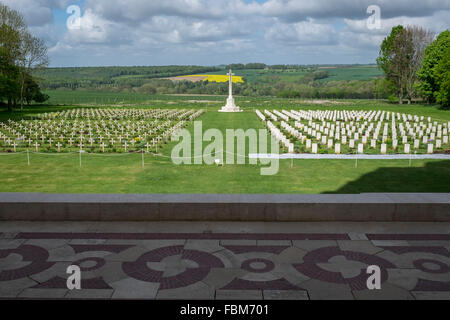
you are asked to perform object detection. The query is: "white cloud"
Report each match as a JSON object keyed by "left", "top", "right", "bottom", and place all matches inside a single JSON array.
[
  {"left": 2, "top": 0, "right": 450, "bottom": 66},
  {"left": 1, "top": 0, "right": 70, "bottom": 26},
  {"left": 85, "top": 0, "right": 260, "bottom": 24},
  {"left": 265, "top": 19, "right": 338, "bottom": 46},
  {"left": 63, "top": 9, "right": 131, "bottom": 45},
  {"left": 261, "top": 0, "right": 450, "bottom": 21},
  {"left": 344, "top": 10, "right": 450, "bottom": 35}
]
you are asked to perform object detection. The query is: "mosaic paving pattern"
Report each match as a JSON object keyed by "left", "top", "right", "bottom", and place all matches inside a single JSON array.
[{"left": 0, "top": 232, "right": 449, "bottom": 299}]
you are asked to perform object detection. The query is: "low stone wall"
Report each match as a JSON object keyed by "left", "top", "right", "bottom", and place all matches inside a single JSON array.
[{"left": 0, "top": 193, "right": 449, "bottom": 222}]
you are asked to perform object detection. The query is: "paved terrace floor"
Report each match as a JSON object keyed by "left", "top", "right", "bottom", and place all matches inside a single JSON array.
[{"left": 0, "top": 221, "right": 449, "bottom": 300}]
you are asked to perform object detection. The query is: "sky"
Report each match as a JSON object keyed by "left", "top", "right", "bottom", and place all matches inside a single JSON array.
[{"left": 1, "top": 0, "right": 449, "bottom": 67}]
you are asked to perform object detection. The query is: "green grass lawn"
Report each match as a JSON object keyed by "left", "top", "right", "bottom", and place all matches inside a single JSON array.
[{"left": 0, "top": 96, "right": 449, "bottom": 194}]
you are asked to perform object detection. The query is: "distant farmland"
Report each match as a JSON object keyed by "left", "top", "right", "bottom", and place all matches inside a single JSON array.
[
  {"left": 168, "top": 74, "right": 244, "bottom": 83},
  {"left": 317, "top": 65, "right": 384, "bottom": 82},
  {"left": 190, "top": 65, "right": 383, "bottom": 83}
]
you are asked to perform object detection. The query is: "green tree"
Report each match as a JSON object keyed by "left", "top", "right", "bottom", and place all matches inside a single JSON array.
[
  {"left": 417, "top": 30, "right": 450, "bottom": 103},
  {"left": 0, "top": 3, "right": 49, "bottom": 109},
  {"left": 377, "top": 25, "right": 414, "bottom": 104},
  {"left": 0, "top": 47, "right": 20, "bottom": 110},
  {"left": 23, "top": 73, "right": 48, "bottom": 104},
  {"left": 433, "top": 47, "right": 450, "bottom": 107},
  {"left": 377, "top": 26, "right": 404, "bottom": 74}
]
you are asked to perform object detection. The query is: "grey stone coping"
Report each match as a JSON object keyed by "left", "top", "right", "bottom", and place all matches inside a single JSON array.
[
  {"left": 0, "top": 193, "right": 449, "bottom": 222},
  {"left": 0, "top": 192, "right": 448, "bottom": 204}
]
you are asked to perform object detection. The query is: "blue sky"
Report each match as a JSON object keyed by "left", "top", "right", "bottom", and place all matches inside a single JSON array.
[{"left": 2, "top": 0, "right": 450, "bottom": 67}]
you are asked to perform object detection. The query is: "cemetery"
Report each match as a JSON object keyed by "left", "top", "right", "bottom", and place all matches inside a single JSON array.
[
  {"left": 0, "top": 108, "right": 203, "bottom": 154},
  {"left": 0, "top": 100, "right": 449, "bottom": 194},
  {"left": 257, "top": 109, "right": 450, "bottom": 155}
]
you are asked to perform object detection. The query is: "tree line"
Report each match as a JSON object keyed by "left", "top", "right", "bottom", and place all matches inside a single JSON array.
[
  {"left": 0, "top": 4, "right": 50, "bottom": 110},
  {"left": 35, "top": 65, "right": 221, "bottom": 90}
]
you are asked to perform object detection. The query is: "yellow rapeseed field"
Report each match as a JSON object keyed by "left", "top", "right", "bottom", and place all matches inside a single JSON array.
[{"left": 179, "top": 74, "right": 244, "bottom": 83}]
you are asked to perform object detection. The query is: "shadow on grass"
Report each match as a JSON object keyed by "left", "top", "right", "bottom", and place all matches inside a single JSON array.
[{"left": 323, "top": 160, "right": 450, "bottom": 194}]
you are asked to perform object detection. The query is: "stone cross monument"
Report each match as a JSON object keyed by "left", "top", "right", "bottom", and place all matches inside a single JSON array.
[{"left": 219, "top": 69, "right": 242, "bottom": 112}]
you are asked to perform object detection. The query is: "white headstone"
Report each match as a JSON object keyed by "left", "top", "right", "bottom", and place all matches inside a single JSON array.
[
  {"left": 335, "top": 143, "right": 341, "bottom": 154},
  {"left": 312, "top": 143, "right": 318, "bottom": 154},
  {"left": 358, "top": 143, "right": 364, "bottom": 154},
  {"left": 404, "top": 144, "right": 410, "bottom": 154},
  {"left": 327, "top": 139, "right": 333, "bottom": 148},
  {"left": 349, "top": 139, "right": 355, "bottom": 148},
  {"left": 288, "top": 143, "right": 294, "bottom": 153},
  {"left": 427, "top": 144, "right": 433, "bottom": 154}
]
